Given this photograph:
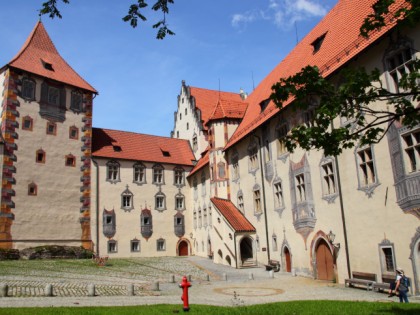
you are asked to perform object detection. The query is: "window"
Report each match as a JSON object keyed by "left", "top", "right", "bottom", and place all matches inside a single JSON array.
[
  {"left": 174, "top": 212, "right": 185, "bottom": 237},
  {"left": 208, "top": 205, "right": 212, "bottom": 227},
  {"left": 321, "top": 161, "right": 336, "bottom": 195},
  {"left": 131, "top": 239, "right": 140, "bottom": 252},
  {"left": 153, "top": 164, "right": 164, "bottom": 184},
  {"left": 133, "top": 162, "right": 146, "bottom": 184},
  {"left": 177, "top": 131, "right": 179, "bottom": 138},
  {"left": 248, "top": 141, "right": 259, "bottom": 171},
  {"left": 46, "top": 121, "right": 57, "bottom": 135},
  {"left": 103, "top": 209, "right": 116, "bottom": 238},
  {"left": 201, "top": 172, "right": 206, "bottom": 196},
  {"left": 193, "top": 177, "right": 198, "bottom": 200},
  {"left": 295, "top": 174, "right": 306, "bottom": 202},
  {"left": 22, "top": 116, "right": 33, "bottom": 131},
  {"left": 187, "top": 123, "right": 189, "bottom": 130},
  {"left": 65, "top": 154, "right": 76, "bottom": 167},
  {"left": 69, "top": 126, "right": 79, "bottom": 139},
  {"left": 192, "top": 134, "right": 198, "bottom": 152},
  {"left": 140, "top": 209, "right": 153, "bottom": 239},
  {"left": 185, "top": 108, "right": 187, "bottom": 115},
  {"left": 231, "top": 153, "right": 239, "bottom": 181},
  {"left": 22, "top": 78, "right": 36, "bottom": 100},
  {"left": 108, "top": 240, "right": 117, "bottom": 253},
  {"left": 253, "top": 188, "right": 262, "bottom": 214},
  {"left": 157, "top": 238, "right": 166, "bottom": 251},
  {"left": 357, "top": 146, "right": 376, "bottom": 186},
  {"left": 180, "top": 113, "right": 182, "bottom": 120},
  {"left": 70, "top": 91, "right": 83, "bottom": 111},
  {"left": 155, "top": 193, "right": 166, "bottom": 211},
  {"left": 203, "top": 207, "right": 208, "bottom": 227},
  {"left": 48, "top": 86, "right": 60, "bottom": 106},
  {"left": 193, "top": 209, "right": 197, "bottom": 229},
  {"left": 303, "top": 108, "right": 316, "bottom": 127},
  {"left": 174, "top": 167, "right": 184, "bottom": 186},
  {"left": 311, "top": 32, "right": 326, "bottom": 53},
  {"left": 36, "top": 149, "right": 46, "bottom": 164},
  {"left": 273, "top": 181, "right": 284, "bottom": 209},
  {"left": 379, "top": 239, "right": 396, "bottom": 275},
  {"left": 28, "top": 182, "right": 37, "bottom": 196},
  {"left": 385, "top": 41, "right": 415, "bottom": 92},
  {"left": 175, "top": 194, "right": 185, "bottom": 210},
  {"left": 218, "top": 162, "right": 225, "bottom": 179},
  {"left": 272, "top": 234, "right": 278, "bottom": 252},
  {"left": 402, "top": 129, "right": 420, "bottom": 173},
  {"left": 276, "top": 123, "right": 288, "bottom": 156},
  {"left": 237, "top": 191, "right": 244, "bottom": 213},
  {"left": 106, "top": 161, "right": 120, "bottom": 183},
  {"left": 198, "top": 208, "right": 202, "bottom": 228},
  {"left": 121, "top": 186, "right": 134, "bottom": 211}
]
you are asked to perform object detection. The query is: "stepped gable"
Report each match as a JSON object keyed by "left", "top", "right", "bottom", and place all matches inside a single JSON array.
[
  {"left": 225, "top": 0, "right": 404, "bottom": 150},
  {"left": 92, "top": 128, "right": 195, "bottom": 166},
  {"left": 210, "top": 197, "right": 256, "bottom": 232},
  {"left": 6, "top": 21, "right": 97, "bottom": 93},
  {"left": 189, "top": 87, "right": 245, "bottom": 130}
]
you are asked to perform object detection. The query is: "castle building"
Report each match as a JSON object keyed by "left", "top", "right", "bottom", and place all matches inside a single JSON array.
[{"left": 0, "top": 0, "right": 419, "bottom": 295}]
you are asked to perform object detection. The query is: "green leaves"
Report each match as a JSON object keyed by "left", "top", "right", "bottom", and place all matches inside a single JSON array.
[
  {"left": 40, "top": 0, "right": 70, "bottom": 19},
  {"left": 40, "top": 0, "right": 176, "bottom": 39},
  {"left": 270, "top": 61, "right": 420, "bottom": 156}
]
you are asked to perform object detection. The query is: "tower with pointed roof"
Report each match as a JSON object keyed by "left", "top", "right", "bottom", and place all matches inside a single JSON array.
[{"left": 0, "top": 21, "right": 97, "bottom": 250}]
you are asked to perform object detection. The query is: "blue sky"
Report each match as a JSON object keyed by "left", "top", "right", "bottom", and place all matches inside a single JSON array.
[{"left": 0, "top": 0, "right": 338, "bottom": 137}]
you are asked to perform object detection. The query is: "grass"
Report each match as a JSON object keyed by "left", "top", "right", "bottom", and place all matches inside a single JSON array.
[{"left": 0, "top": 301, "right": 419, "bottom": 315}]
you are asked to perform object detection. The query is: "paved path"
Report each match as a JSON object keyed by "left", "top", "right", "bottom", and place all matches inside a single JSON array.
[{"left": 0, "top": 256, "right": 419, "bottom": 308}]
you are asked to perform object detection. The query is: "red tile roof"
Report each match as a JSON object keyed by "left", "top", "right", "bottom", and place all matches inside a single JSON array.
[
  {"left": 225, "top": 0, "right": 404, "bottom": 150},
  {"left": 92, "top": 128, "right": 195, "bottom": 166},
  {"left": 189, "top": 87, "right": 246, "bottom": 130},
  {"left": 211, "top": 197, "right": 256, "bottom": 233},
  {"left": 6, "top": 21, "right": 97, "bottom": 93},
  {"left": 188, "top": 149, "right": 209, "bottom": 177},
  {"left": 206, "top": 98, "right": 248, "bottom": 125}
]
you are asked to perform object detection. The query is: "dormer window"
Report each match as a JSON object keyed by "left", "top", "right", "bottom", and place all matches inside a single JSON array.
[
  {"left": 113, "top": 145, "right": 122, "bottom": 152},
  {"left": 41, "top": 59, "right": 54, "bottom": 71},
  {"left": 259, "top": 99, "right": 270, "bottom": 112},
  {"left": 162, "top": 150, "right": 170, "bottom": 157},
  {"left": 311, "top": 32, "right": 327, "bottom": 54}
]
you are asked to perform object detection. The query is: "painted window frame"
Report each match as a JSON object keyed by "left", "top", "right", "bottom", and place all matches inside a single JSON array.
[
  {"left": 22, "top": 116, "right": 33, "bottom": 131},
  {"left": 152, "top": 164, "right": 165, "bottom": 185},
  {"left": 131, "top": 239, "right": 140, "bottom": 252},
  {"left": 155, "top": 192, "right": 166, "bottom": 211},
  {"left": 21, "top": 77, "right": 36, "bottom": 101},
  {"left": 106, "top": 160, "right": 120, "bottom": 184},
  {"left": 107, "top": 240, "right": 118, "bottom": 253},
  {"left": 133, "top": 162, "right": 146, "bottom": 184}
]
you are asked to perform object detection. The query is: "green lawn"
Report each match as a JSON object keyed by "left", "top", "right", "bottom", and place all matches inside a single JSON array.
[{"left": 0, "top": 301, "right": 419, "bottom": 315}]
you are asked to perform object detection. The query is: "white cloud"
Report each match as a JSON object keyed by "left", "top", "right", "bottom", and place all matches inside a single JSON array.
[{"left": 232, "top": 0, "right": 329, "bottom": 30}]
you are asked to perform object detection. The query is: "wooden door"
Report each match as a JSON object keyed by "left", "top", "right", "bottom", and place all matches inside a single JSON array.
[
  {"left": 316, "top": 240, "right": 334, "bottom": 280},
  {"left": 178, "top": 241, "right": 188, "bottom": 256},
  {"left": 284, "top": 247, "right": 292, "bottom": 272}
]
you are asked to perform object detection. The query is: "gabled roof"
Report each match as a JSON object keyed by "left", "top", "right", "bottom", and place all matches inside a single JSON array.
[
  {"left": 92, "top": 128, "right": 195, "bottom": 166},
  {"left": 189, "top": 87, "right": 245, "bottom": 130},
  {"left": 225, "top": 0, "right": 404, "bottom": 150},
  {"left": 6, "top": 21, "right": 97, "bottom": 93},
  {"left": 206, "top": 98, "right": 248, "bottom": 125},
  {"left": 210, "top": 197, "right": 256, "bottom": 233}
]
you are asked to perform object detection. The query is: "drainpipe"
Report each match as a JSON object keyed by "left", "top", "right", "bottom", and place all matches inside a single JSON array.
[
  {"left": 254, "top": 134, "right": 271, "bottom": 263},
  {"left": 234, "top": 233, "right": 238, "bottom": 269},
  {"left": 92, "top": 158, "right": 100, "bottom": 256},
  {"left": 331, "top": 121, "right": 351, "bottom": 278}
]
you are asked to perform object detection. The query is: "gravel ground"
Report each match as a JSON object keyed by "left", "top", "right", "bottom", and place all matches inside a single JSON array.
[{"left": 0, "top": 256, "right": 419, "bottom": 308}]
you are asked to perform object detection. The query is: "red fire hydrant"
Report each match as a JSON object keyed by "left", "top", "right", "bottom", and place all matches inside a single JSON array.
[{"left": 179, "top": 275, "right": 192, "bottom": 311}]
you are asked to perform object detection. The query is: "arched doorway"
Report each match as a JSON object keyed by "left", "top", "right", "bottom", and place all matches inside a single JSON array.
[
  {"left": 283, "top": 247, "right": 292, "bottom": 272},
  {"left": 240, "top": 236, "right": 253, "bottom": 265},
  {"left": 178, "top": 240, "right": 189, "bottom": 256},
  {"left": 316, "top": 239, "right": 334, "bottom": 281}
]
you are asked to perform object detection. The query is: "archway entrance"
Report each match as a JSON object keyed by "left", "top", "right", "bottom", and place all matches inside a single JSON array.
[
  {"left": 240, "top": 237, "right": 253, "bottom": 265},
  {"left": 178, "top": 240, "right": 189, "bottom": 256},
  {"left": 283, "top": 247, "right": 292, "bottom": 272},
  {"left": 316, "top": 239, "right": 334, "bottom": 280}
]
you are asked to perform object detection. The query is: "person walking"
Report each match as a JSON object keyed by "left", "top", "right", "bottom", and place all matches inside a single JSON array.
[{"left": 394, "top": 268, "right": 409, "bottom": 303}]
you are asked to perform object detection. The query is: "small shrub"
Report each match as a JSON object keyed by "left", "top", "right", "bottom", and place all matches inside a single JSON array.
[{"left": 0, "top": 248, "right": 20, "bottom": 260}]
